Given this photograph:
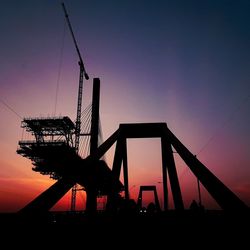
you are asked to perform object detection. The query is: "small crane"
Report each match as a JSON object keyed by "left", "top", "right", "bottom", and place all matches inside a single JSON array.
[{"left": 62, "top": 2, "right": 89, "bottom": 211}]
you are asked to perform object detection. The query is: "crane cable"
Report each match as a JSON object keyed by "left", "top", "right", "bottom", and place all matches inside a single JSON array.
[
  {"left": 197, "top": 93, "right": 250, "bottom": 155},
  {"left": 54, "top": 19, "right": 66, "bottom": 115},
  {"left": 0, "top": 99, "right": 22, "bottom": 119},
  {"left": 178, "top": 92, "right": 250, "bottom": 178}
]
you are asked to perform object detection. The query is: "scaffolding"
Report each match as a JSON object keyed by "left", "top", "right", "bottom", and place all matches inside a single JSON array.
[{"left": 17, "top": 116, "right": 77, "bottom": 179}]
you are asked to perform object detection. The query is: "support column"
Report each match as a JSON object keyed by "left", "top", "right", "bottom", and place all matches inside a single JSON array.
[
  {"left": 112, "top": 137, "right": 123, "bottom": 179},
  {"left": 164, "top": 138, "right": 184, "bottom": 210},
  {"left": 137, "top": 188, "right": 143, "bottom": 209},
  {"left": 107, "top": 136, "right": 123, "bottom": 211},
  {"left": 153, "top": 188, "right": 161, "bottom": 211},
  {"left": 122, "top": 138, "right": 129, "bottom": 200},
  {"left": 85, "top": 78, "right": 100, "bottom": 214},
  {"left": 90, "top": 78, "right": 100, "bottom": 155},
  {"left": 161, "top": 137, "right": 168, "bottom": 211}
]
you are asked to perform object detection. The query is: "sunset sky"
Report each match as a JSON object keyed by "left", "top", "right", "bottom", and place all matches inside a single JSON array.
[{"left": 1, "top": 0, "right": 250, "bottom": 212}]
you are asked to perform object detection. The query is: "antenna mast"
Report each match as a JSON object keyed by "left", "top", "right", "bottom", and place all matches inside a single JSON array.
[{"left": 61, "top": 2, "right": 89, "bottom": 211}]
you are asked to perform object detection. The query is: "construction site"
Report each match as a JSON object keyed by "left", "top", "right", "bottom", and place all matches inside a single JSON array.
[
  {"left": 1, "top": 3, "right": 249, "bottom": 234},
  {"left": 13, "top": 3, "right": 248, "bottom": 218}
]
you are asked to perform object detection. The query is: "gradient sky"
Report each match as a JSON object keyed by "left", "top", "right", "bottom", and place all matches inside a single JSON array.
[{"left": 1, "top": 0, "right": 250, "bottom": 212}]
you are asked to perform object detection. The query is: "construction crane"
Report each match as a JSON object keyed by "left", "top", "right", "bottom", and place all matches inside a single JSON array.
[{"left": 62, "top": 2, "right": 89, "bottom": 211}]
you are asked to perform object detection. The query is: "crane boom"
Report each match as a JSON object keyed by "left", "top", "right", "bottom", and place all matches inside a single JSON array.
[{"left": 62, "top": 2, "right": 89, "bottom": 80}]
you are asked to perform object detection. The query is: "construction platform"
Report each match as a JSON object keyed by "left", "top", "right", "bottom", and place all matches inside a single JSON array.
[
  {"left": 17, "top": 116, "right": 76, "bottom": 179},
  {"left": 17, "top": 116, "right": 123, "bottom": 195}
]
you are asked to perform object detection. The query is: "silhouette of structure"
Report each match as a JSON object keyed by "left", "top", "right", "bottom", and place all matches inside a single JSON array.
[
  {"left": 18, "top": 121, "right": 248, "bottom": 213},
  {"left": 16, "top": 3, "right": 248, "bottom": 215},
  {"left": 17, "top": 79, "right": 123, "bottom": 213},
  {"left": 137, "top": 186, "right": 161, "bottom": 212},
  {"left": 103, "top": 123, "right": 248, "bottom": 212}
]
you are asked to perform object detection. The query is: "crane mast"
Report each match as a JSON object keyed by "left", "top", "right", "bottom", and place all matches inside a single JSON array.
[
  {"left": 62, "top": 2, "right": 89, "bottom": 152},
  {"left": 61, "top": 2, "right": 89, "bottom": 211}
]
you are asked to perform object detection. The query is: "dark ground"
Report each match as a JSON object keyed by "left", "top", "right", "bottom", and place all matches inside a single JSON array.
[{"left": 0, "top": 210, "right": 249, "bottom": 248}]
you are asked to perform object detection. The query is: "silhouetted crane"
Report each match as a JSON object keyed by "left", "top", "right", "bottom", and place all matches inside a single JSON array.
[{"left": 62, "top": 2, "right": 89, "bottom": 211}]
